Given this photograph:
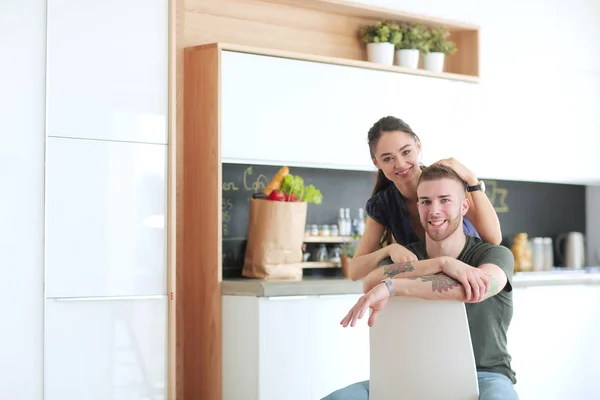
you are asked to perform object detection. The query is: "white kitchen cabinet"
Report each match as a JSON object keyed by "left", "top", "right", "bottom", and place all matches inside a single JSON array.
[
  {"left": 312, "top": 295, "right": 371, "bottom": 399},
  {"left": 216, "top": 46, "right": 600, "bottom": 184},
  {"left": 46, "top": 0, "right": 168, "bottom": 144},
  {"left": 46, "top": 137, "right": 166, "bottom": 298},
  {"left": 222, "top": 294, "right": 369, "bottom": 400},
  {"left": 221, "top": 51, "right": 479, "bottom": 171},
  {"left": 0, "top": 1, "right": 46, "bottom": 397},
  {"left": 44, "top": 297, "right": 167, "bottom": 400},
  {"left": 509, "top": 285, "right": 600, "bottom": 399}
]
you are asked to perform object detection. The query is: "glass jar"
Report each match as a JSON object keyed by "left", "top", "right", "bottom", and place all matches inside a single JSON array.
[
  {"left": 310, "top": 224, "right": 319, "bottom": 236},
  {"left": 316, "top": 244, "right": 328, "bottom": 262},
  {"left": 330, "top": 224, "right": 339, "bottom": 237}
]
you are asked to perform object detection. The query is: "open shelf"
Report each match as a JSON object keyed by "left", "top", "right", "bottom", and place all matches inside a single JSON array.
[
  {"left": 301, "top": 261, "right": 341, "bottom": 269},
  {"left": 201, "top": 43, "right": 479, "bottom": 83},
  {"left": 303, "top": 235, "right": 355, "bottom": 244},
  {"left": 184, "top": 0, "right": 480, "bottom": 82}
]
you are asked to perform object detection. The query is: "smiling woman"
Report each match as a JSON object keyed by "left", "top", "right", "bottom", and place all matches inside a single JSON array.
[{"left": 347, "top": 116, "right": 502, "bottom": 281}]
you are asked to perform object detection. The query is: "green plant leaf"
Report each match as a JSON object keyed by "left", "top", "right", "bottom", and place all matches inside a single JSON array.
[
  {"left": 421, "top": 27, "right": 457, "bottom": 55},
  {"left": 303, "top": 184, "right": 323, "bottom": 204},
  {"left": 359, "top": 20, "right": 402, "bottom": 45}
]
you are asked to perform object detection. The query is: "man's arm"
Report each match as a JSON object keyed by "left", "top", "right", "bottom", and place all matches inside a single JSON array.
[
  {"left": 394, "top": 262, "right": 507, "bottom": 302},
  {"left": 362, "top": 258, "right": 447, "bottom": 293},
  {"left": 364, "top": 256, "right": 499, "bottom": 302},
  {"left": 342, "top": 261, "right": 508, "bottom": 328}
]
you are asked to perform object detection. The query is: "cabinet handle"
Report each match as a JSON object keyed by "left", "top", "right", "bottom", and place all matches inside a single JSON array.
[
  {"left": 51, "top": 295, "right": 165, "bottom": 302},
  {"left": 318, "top": 294, "right": 355, "bottom": 299},
  {"left": 266, "top": 296, "right": 309, "bottom": 301}
]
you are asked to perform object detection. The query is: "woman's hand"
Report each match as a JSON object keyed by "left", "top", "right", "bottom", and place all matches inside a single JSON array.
[
  {"left": 433, "top": 157, "right": 478, "bottom": 186},
  {"left": 388, "top": 243, "right": 418, "bottom": 263},
  {"left": 340, "top": 282, "right": 391, "bottom": 328}
]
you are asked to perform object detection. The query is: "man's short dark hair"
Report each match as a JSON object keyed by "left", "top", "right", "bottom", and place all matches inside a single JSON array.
[{"left": 418, "top": 164, "right": 465, "bottom": 192}]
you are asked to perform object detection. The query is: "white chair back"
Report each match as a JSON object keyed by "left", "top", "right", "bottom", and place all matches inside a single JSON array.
[{"left": 369, "top": 297, "right": 479, "bottom": 400}]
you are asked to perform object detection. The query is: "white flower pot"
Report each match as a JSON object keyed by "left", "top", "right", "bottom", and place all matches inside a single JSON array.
[
  {"left": 366, "top": 42, "right": 395, "bottom": 66},
  {"left": 423, "top": 52, "right": 446, "bottom": 73},
  {"left": 395, "top": 49, "right": 419, "bottom": 69}
]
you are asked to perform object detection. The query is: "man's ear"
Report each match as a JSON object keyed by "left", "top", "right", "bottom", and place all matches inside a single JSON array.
[{"left": 461, "top": 197, "right": 470, "bottom": 216}]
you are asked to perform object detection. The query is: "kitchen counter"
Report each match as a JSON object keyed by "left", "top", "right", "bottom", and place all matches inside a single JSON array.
[
  {"left": 222, "top": 277, "right": 363, "bottom": 297},
  {"left": 222, "top": 268, "right": 600, "bottom": 297}
]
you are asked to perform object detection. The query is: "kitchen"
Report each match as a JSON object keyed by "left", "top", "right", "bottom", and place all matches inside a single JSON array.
[
  {"left": 4, "top": 0, "right": 600, "bottom": 399},
  {"left": 180, "top": 0, "right": 600, "bottom": 399}
]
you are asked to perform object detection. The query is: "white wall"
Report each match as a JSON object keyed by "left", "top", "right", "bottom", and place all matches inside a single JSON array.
[
  {"left": 0, "top": 0, "right": 46, "bottom": 397},
  {"left": 349, "top": 0, "right": 600, "bottom": 185}
]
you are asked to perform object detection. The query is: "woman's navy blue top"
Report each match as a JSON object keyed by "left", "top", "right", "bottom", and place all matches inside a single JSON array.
[{"left": 365, "top": 184, "right": 480, "bottom": 246}]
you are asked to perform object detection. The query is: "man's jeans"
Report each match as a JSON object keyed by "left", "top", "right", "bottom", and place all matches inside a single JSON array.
[{"left": 321, "top": 371, "right": 519, "bottom": 400}]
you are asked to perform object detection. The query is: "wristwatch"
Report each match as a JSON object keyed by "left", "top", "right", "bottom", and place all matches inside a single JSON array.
[
  {"left": 380, "top": 278, "right": 395, "bottom": 297},
  {"left": 466, "top": 180, "right": 486, "bottom": 193}
]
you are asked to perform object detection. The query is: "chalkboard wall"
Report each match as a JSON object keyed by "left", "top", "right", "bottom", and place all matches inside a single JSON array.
[{"left": 222, "top": 163, "right": 586, "bottom": 278}]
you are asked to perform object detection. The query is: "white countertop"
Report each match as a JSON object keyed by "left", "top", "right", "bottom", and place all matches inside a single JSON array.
[
  {"left": 512, "top": 268, "right": 600, "bottom": 287},
  {"left": 222, "top": 268, "right": 600, "bottom": 297}
]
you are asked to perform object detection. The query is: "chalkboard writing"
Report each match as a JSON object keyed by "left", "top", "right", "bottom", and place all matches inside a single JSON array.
[
  {"left": 221, "top": 163, "right": 586, "bottom": 277},
  {"left": 485, "top": 180, "right": 509, "bottom": 213}
]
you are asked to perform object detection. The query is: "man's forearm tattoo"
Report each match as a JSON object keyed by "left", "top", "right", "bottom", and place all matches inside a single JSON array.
[
  {"left": 487, "top": 274, "right": 499, "bottom": 297},
  {"left": 383, "top": 261, "right": 415, "bottom": 277},
  {"left": 409, "top": 274, "right": 460, "bottom": 293}
]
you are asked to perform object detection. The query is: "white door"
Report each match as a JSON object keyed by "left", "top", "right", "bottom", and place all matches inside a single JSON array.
[
  {"left": 46, "top": 0, "right": 168, "bottom": 144},
  {"left": 509, "top": 285, "right": 600, "bottom": 399},
  {"left": 312, "top": 294, "right": 370, "bottom": 399},
  {"left": 44, "top": 297, "right": 167, "bottom": 400},
  {"left": 45, "top": 137, "right": 166, "bottom": 298},
  {"left": 258, "top": 296, "right": 317, "bottom": 400}
]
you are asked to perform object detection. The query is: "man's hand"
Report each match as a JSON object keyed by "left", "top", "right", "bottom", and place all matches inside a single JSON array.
[
  {"left": 388, "top": 243, "right": 418, "bottom": 264},
  {"left": 442, "top": 257, "right": 490, "bottom": 302},
  {"left": 341, "top": 282, "right": 391, "bottom": 328},
  {"left": 432, "top": 157, "right": 478, "bottom": 186}
]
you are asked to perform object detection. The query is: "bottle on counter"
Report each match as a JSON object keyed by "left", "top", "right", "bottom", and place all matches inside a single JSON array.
[
  {"left": 542, "top": 237, "right": 554, "bottom": 271},
  {"left": 511, "top": 233, "right": 532, "bottom": 272},
  {"left": 356, "top": 208, "right": 366, "bottom": 236},
  {"left": 338, "top": 208, "right": 347, "bottom": 236},
  {"left": 344, "top": 208, "right": 352, "bottom": 236},
  {"left": 531, "top": 237, "right": 545, "bottom": 271}
]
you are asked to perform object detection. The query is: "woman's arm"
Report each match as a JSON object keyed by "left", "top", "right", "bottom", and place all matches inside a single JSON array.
[
  {"left": 348, "top": 217, "right": 416, "bottom": 281},
  {"left": 465, "top": 187, "right": 502, "bottom": 245},
  {"left": 433, "top": 157, "right": 502, "bottom": 244}
]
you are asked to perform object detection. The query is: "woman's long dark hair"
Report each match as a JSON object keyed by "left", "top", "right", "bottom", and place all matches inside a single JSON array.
[{"left": 367, "top": 116, "right": 421, "bottom": 247}]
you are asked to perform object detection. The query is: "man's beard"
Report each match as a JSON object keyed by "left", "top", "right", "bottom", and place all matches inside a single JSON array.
[{"left": 426, "top": 214, "right": 462, "bottom": 241}]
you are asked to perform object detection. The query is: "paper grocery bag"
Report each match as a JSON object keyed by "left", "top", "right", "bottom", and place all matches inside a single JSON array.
[{"left": 242, "top": 198, "right": 308, "bottom": 280}]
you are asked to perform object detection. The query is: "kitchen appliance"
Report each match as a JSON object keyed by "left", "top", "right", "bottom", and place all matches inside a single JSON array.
[{"left": 555, "top": 232, "right": 586, "bottom": 269}]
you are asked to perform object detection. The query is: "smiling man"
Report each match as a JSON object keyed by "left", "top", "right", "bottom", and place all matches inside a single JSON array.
[{"left": 321, "top": 164, "right": 518, "bottom": 400}]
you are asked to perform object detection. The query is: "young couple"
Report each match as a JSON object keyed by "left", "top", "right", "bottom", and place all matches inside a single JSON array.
[{"left": 322, "top": 116, "right": 518, "bottom": 400}]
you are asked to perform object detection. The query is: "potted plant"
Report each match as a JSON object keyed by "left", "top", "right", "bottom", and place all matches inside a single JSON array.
[
  {"left": 359, "top": 21, "right": 402, "bottom": 66},
  {"left": 421, "top": 27, "right": 457, "bottom": 73},
  {"left": 340, "top": 237, "right": 359, "bottom": 279},
  {"left": 395, "top": 23, "right": 426, "bottom": 69}
]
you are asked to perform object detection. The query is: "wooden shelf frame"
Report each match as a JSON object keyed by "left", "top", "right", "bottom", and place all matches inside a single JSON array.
[{"left": 184, "top": 0, "right": 480, "bottom": 81}]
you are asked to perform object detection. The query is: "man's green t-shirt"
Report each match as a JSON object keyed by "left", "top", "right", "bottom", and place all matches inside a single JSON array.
[{"left": 404, "top": 235, "right": 516, "bottom": 384}]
